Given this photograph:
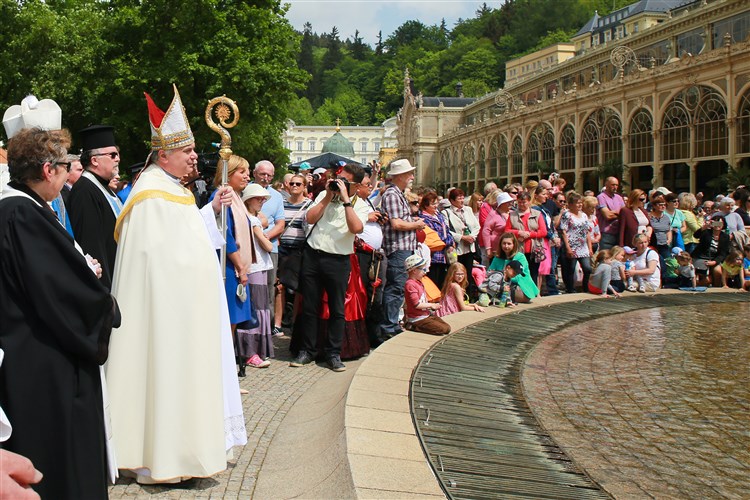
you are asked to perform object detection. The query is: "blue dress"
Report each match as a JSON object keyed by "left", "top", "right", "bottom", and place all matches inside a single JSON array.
[{"left": 209, "top": 191, "right": 254, "bottom": 324}]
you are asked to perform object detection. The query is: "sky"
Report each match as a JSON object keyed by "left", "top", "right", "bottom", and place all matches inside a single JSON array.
[{"left": 285, "top": 0, "right": 491, "bottom": 45}]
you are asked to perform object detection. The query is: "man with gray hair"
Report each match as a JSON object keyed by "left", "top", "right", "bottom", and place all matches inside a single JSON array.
[
  {"left": 379, "top": 159, "right": 424, "bottom": 338},
  {"left": 253, "top": 160, "right": 286, "bottom": 335}
]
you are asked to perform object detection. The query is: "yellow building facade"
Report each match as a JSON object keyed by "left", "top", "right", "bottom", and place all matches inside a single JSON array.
[{"left": 397, "top": 0, "right": 750, "bottom": 196}]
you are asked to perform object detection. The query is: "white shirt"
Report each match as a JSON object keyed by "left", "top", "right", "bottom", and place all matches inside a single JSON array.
[
  {"left": 249, "top": 215, "right": 274, "bottom": 273},
  {"left": 358, "top": 200, "right": 383, "bottom": 250},
  {"left": 632, "top": 248, "right": 661, "bottom": 289},
  {"left": 307, "top": 192, "right": 369, "bottom": 255}
]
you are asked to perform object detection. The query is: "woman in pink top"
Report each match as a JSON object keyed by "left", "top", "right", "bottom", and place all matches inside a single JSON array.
[
  {"left": 504, "top": 191, "right": 548, "bottom": 284},
  {"left": 481, "top": 190, "right": 514, "bottom": 261}
]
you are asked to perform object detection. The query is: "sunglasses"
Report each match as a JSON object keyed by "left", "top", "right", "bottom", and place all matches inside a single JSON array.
[
  {"left": 510, "top": 191, "right": 519, "bottom": 195},
  {"left": 54, "top": 161, "right": 71, "bottom": 172},
  {"left": 639, "top": 197, "right": 647, "bottom": 202},
  {"left": 288, "top": 182, "right": 304, "bottom": 187},
  {"left": 92, "top": 151, "right": 119, "bottom": 160},
  {"left": 409, "top": 201, "right": 419, "bottom": 205}
]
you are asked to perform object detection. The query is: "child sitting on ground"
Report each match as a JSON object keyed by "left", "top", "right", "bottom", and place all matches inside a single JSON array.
[
  {"left": 623, "top": 246, "right": 645, "bottom": 292},
  {"left": 608, "top": 246, "right": 627, "bottom": 293},
  {"left": 437, "top": 262, "right": 485, "bottom": 317},
  {"left": 720, "top": 249, "right": 745, "bottom": 289},
  {"left": 403, "top": 254, "right": 451, "bottom": 335},
  {"left": 675, "top": 251, "right": 697, "bottom": 288},
  {"left": 588, "top": 250, "right": 621, "bottom": 298},
  {"left": 503, "top": 260, "right": 538, "bottom": 304}
]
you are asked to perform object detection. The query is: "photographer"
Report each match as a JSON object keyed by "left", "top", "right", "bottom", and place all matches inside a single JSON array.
[{"left": 289, "top": 164, "right": 369, "bottom": 372}]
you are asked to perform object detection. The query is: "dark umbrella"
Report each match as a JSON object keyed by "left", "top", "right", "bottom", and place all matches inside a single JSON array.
[{"left": 288, "top": 152, "right": 363, "bottom": 170}]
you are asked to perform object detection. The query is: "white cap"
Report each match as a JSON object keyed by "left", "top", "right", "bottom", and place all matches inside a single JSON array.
[{"left": 3, "top": 95, "right": 62, "bottom": 139}]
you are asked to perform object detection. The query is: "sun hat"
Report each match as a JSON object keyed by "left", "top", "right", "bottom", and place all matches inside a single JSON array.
[
  {"left": 387, "top": 159, "right": 416, "bottom": 177},
  {"left": 623, "top": 246, "right": 636, "bottom": 254},
  {"left": 496, "top": 192, "right": 514, "bottom": 206},
  {"left": 241, "top": 183, "right": 270, "bottom": 203},
  {"left": 405, "top": 253, "right": 427, "bottom": 272}
]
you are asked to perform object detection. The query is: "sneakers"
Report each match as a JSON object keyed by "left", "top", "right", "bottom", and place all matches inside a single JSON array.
[
  {"left": 638, "top": 284, "right": 646, "bottom": 293},
  {"left": 246, "top": 354, "right": 270, "bottom": 368},
  {"left": 272, "top": 326, "right": 284, "bottom": 337},
  {"left": 326, "top": 355, "right": 346, "bottom": 372},
  {"left": 627, "top": 284, "right": 637, "bottom": 292},
  {"left": 289, "top": 351, "right": 314, "bottom": 367}
]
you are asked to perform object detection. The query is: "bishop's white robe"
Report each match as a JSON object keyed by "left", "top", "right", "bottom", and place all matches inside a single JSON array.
[{"left": 106, "top": 164, "right": 246, "bottom": 482}]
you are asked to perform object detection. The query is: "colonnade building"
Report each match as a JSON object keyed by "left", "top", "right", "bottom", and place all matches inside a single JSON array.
[{"left": 396, "top": 0, "right": 750, "bottom": 196}]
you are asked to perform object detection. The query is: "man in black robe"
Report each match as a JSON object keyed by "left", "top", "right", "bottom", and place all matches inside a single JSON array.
[
  {"left": 0, "top": 127, "right": 120, "bottom": 499},
  {"left": 68, "top": 125, "right": 122, "bottom": 289}
]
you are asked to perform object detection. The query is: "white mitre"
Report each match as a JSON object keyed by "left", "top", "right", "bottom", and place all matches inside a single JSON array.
[
  {"left": 2, "top": 95, "right": 62, "bottom": 140},
  {"left": 144, "top": 84, "right": 194, "bottom": 151}
]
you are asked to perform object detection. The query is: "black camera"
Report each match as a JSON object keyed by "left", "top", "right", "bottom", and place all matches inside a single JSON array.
[
  {"left": 329, "top": 178, "right": 350, "bottom": 192},
  {"left": 312, "top": 173, "right": 322, "bottom": 182}
]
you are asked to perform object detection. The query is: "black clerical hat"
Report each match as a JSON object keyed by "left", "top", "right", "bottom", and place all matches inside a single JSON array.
[{"left": 79, "top": 125, "right": 116, "bottom": 152}]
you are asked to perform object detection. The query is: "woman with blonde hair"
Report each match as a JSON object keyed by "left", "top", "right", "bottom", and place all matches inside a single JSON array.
[
  {"left": 211, "top": 155, "right": 256, "bottom": 376},
  {"left": 678, "top": 192, "right": 701, "bottom": 253}
]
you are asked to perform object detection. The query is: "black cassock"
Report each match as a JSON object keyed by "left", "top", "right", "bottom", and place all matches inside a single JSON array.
[
  {"left": 68, "top": 173, "right": 117, "bottom": 290},
  {"left": 0, "top": 183, "right": 120, "bottom": 499}
]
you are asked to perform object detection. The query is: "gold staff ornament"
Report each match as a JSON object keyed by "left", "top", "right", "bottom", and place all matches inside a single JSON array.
[{"left": 205, "top": 95, "right": 240, "bottom": 278}]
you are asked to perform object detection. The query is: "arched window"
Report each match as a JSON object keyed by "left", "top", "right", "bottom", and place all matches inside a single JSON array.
[
  {"left": 739, "top": 89, "right": 750, "bottom": 158},
  {"left": 498, "top": 135, "right": 509, "bottom": 179},
  {"left": 661, "top": 103, "right": 690, "bottom": 161},
  {"left": 560, "top": 125, "right": 576, "bottom": 171},
  {"left": 694, "top": 88, "right": 727, "bottom": 157},
  {"left": 603, "top": 113, "right": 622, "bottom": 163},
  {"left": 462, "top": 144, "right": 475, "bottom": 186},
  {"left": 452, "top": 149, "right": 459, "bottom": 185},
  {"left": 440, "top": 150, "right": 451, "bottom": 184},
  {"left": 541, "top": 126, "right": 555, "bottom": 165},
  {"left": 526, "top": 131, "right": 539, "bottom": 169},
  {"left": 478, "top": 144, "right": 486, "bottom": 182},
  {"left": 581, "top": 117, "right": 600, "bottom": 169},
  {"left": 511, "top": 136, "right": 523, "bottom": 176},
  {"left": 629, "top": 109, "right": 653, "bottom": 164},
  {"left": 662, "top": 85, "right": 728, "bottom": 160},
  {"left": 489, "top": 139, "right": 499, "bottom": 181}
]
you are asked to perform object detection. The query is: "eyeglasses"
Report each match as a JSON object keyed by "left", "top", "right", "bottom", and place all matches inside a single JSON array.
[
  {"left": 92, "top": 151, "right": 119, "bottom": 160},
  {"left": 655, "top": 202, "right": 666, "bottom": 206},
  {"left": 289, "top": 182, "right": 304, "bottom": 187},
  {"left": 53, "top": 161, "right": 71, "bottom": 172}
]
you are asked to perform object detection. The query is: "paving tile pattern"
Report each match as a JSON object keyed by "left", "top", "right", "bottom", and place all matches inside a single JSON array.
[
  {"left": 523, "top": 302, "right": 750, "bottom": 499},
  {"left": 108, "top": 336, "right": 330, "bottom": 499}
]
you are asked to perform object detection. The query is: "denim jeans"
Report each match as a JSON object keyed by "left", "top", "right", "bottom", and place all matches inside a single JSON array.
[{"left": 381, "top": 249, "right": 412, "bottom": 335}]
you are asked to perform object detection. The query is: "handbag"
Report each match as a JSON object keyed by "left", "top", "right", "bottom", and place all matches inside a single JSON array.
[
  {"left": 421, "top": 275, "right": 442, "bottom": 302},
  {"left": 423, "top": 226, "right": 446, "bottom": 252},
  {"left": 670, "top": 212, "right": 685, "bottom": 250},
  {"left": 530, "top": 239, "right": 547, "bottom": 263}
]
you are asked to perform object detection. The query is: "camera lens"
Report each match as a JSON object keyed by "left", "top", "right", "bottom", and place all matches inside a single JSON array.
[{"left": 329, "top": 180, "right": 340, "bottom": 191}]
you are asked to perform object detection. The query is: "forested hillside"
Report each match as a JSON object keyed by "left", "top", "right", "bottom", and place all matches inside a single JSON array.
[{"left": 288, "top": 0, "right": 633, "bottom": 126}]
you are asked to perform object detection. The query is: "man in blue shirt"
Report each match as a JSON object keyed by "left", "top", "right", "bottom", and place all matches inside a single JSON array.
[{"left": 254, "top": 160, "right": 286, "bottom": 334}]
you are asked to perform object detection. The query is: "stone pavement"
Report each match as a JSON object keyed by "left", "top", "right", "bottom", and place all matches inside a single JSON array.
[
  {"left": 108, "top": 335, "right": 362, "bottom": 499},
  {"left": 523, "top": 301, "right": 750, "bottom": 499}
]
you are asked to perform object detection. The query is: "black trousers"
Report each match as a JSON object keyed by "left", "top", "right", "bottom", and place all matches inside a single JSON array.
[
  {"left": 298, "top": 245, "right": 350, "bottom": 357},
  {"left": 357, "top": 251, "right": 386, "bottom": 345}
]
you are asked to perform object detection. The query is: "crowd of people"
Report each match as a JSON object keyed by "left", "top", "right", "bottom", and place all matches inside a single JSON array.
[{"left": 1, "top": 91, "right": 748, "bottom": 499}]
